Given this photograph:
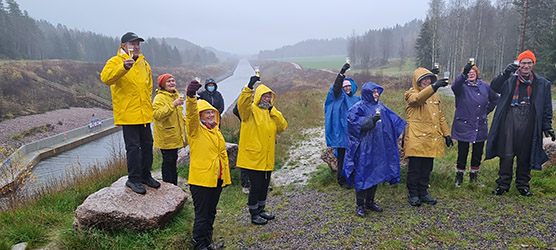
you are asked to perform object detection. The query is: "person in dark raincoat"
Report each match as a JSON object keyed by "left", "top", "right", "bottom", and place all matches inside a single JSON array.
[
  {"left": 325, "top": 63, "right": 361, "bottom": 188},
  {"left": 342, "top": 82, "right": 406, "bottom": 217},
  {"left": 486, "top": 50, "right": 555, "bottom": 197},
  {"left": 451, "top": 62, "right": 499, "bottom": 187}
]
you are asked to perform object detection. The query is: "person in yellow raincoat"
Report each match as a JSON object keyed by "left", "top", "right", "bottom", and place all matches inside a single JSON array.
[
  {"left": 237, "top": 75, "right": 288, "bottom": 225},
  {"left": 185, "top": 80, "right": 230, "bottom": 250},
  {"left": 152, "top": 74, "right": 185, "bottom": 185},
  {"left": 404, "top": 67, "right": 452, "bottom": 206},
  {"left": 100, "top": 32, "right": 159, "bottom": 194}
]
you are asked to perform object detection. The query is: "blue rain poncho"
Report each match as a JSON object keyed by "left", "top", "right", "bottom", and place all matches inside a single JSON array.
[
  {"left": 342, "top": 82, "right": 407, "bottom": 191},
  {"left": 325, "top": 77, "right": 361, "bottom": 148}
]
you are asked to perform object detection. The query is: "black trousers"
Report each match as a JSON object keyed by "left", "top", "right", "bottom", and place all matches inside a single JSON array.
[
  {"left": 497, "top": 156, "right": 531, "bottom": 190},
  {"left": 122, "top": 124, "right": 153, "bottom": 183},
  {"left": 456, "top": 141, "right": 485, "bottom": 171},
  {"left": 356, "top": 185, "right": 378, "bottom": 206},
  {"left": 337, "top": 148, "right": 347, "bottom": 185},
  {"left": 190, "top": 179, "right": 223, "bottom": 247},
  {"left": 406, "top": 157, "right": 434, "bottom": 197},
  {"left": 240, "top": 168, "right": 250, "bottom": 188},
  {"left": 161, "top": 148, "right": 178, "bottom": 185},
  {"left": 245, "top": 169, "right": 271, "bottom": 208}
]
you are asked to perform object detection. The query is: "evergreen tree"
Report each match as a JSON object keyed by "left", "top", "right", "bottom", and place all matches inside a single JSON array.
[{"left": 415, "top": 18, "right": 434, "bottom": 68}]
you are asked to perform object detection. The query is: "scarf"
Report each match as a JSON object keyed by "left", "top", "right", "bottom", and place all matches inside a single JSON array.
[
  {"left": 200, "top": 120, "right": 217, "bottom": 129},
  {"left": 511, "top": 71, "right": 533, "bottom": 106}
]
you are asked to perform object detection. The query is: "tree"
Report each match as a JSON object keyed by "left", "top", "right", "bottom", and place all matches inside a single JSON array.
[{"left": 415, "top": 18, "right": 434, "bottom": 68}]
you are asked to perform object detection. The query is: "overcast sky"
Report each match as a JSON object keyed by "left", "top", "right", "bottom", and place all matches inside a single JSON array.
[{"left": 14, "top": 0, "right": 429, "bottom": 55}]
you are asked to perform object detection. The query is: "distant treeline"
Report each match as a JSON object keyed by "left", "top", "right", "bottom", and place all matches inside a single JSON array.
[
  {"left": 347, "top": 19, "right": 423, "bottom": 68},
  {"left": 258, "top": 38, "right": 348, "bottom": 59},
  {"left": 414, "top": 0, "right": 556, "bottom": 80},
  {"left": 0, "top": 0, "right": 218, "bottom": 66}
]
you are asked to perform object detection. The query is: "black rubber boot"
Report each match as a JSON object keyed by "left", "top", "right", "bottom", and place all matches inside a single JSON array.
[
  {"left": 469, "top": 172, "right": 485, "bottom": 187},
  {"left": 455, "top": 172, "right": 464, "bottom": 187},
  {"left": 249, "top": 208, "right": 267, "bottom": 225},
  {"left": 258, "top": 205, "right": 275, "bottom": 220}
]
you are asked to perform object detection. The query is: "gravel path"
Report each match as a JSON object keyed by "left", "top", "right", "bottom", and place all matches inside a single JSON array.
[
  {"left": 0, "top": 107, "right": 113, "bottom": 149},
  {"left": 272, "top": 127, "right": 326, "bottom": 187}
]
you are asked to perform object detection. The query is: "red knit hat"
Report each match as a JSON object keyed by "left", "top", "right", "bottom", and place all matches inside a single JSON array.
[
  {"left": 157, "top": 74, "right": 174, "bottom": 88},
  {"left": 517, "top": 50, "right": 536, "bottom": 64}
]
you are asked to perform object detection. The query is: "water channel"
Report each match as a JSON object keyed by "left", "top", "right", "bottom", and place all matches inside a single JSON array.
[{"left": 10, "top": 59, "right": 254, "bottom": 200}]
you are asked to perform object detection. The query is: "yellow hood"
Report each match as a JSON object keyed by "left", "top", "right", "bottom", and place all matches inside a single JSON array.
[
  {"left": 197, "top": 99, "right": 220, "bottom": 126},
  {"left": 412, "top": 67, "right": 437, "bottom": 91},
  {"left": 254, "top": 84, "right": 276, "bottom": 106}
]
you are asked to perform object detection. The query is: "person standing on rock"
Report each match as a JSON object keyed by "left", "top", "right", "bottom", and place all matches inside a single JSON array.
[
  {"left": 324, "top": 63, "right": 361, "bottom": 188},
  {"left": 152, "top": 74, "right": 185, "bottom": 186},
  {"left": 342, "top": 82, "right": 406, "bottom": 217},
  {"left": 404, "top": 67, "right": 452, "bottom": 206},
  {"left": 451, "top": 62, "right": 499, "bottom": 187},
  {"left": 100, "top": 32, "right": 160, "bottom": 194},
  {"left": 237, "top": 75, "right": 288, "bottom": 225},
  {"left": 185, "top": 80, "right": 231, "bottom": 250},
  {"left": 487, "top": 50, "right": 555, "bottom": 197}
]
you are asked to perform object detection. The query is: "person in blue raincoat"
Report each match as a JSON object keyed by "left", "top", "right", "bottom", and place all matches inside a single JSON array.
[
  {"left": 342, "top": 82, "right": 407, "bottom": 217},
  {"left": 325, "top": 63, "right": 361, "bottom": 188}
]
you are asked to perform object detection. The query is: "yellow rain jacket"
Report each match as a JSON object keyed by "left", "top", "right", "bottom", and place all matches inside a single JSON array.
[
  {"left": 152, "top": 89, "right": 186, "bottom": 149},
  {"left": 237, "top": 85, "right": 288, "bottom": 171},
  {"left": 100, "top": 48, "right": 153, "bottom": 125},
  {"left": 404, "top": 67, "right": 450, "bottom": 158},
  {"left": 185, "top": 97, "right": 231, "bottom": 188}
]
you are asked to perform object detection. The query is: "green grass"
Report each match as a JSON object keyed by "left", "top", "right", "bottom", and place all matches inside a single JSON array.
[{"left": 271, "top": 55, "right": 347, "bottom": 70}]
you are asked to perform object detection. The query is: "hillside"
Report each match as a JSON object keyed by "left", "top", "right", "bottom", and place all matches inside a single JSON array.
[
  {"left": 258, "top": 38, "right": 347, "bottom": 60},
  {"left": 0, "top": 60, "right": 236, "bottom": 121}
]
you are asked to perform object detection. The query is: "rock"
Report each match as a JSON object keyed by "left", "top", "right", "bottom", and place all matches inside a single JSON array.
[
  {"left": 320, "top": 147, "right": 337, "bottom": 172},
  {"left": 542, "top": 138, "right": 556, "bottom": 167},
  {"left": 11, "top": 242, "right": 27, "bottom": 250},
  {"left": 177, "top": 143, "right": 238, "bottom": 168},
  {"left": 73, "top": 176, "right": 187, "bottom": 232}
]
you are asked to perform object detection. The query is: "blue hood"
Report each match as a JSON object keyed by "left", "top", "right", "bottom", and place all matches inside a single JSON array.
[
  {"left": 341, "top": 82, "right": 407, "bottom": 191},
  {"left": 324, "top": 77, "right": 361, "bottom": 148}
]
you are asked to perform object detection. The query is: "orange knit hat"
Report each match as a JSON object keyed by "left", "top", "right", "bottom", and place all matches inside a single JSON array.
[
  {"left": 517, "top": 50, "right": 536, "bottom": 64},
  {"left": 157, "top": 74, "right": 174, "bottom": 88}
]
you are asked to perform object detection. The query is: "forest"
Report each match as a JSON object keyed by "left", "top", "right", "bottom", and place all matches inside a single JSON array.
[
  {"left": 348, "top": 0, "right": 556, "bottom": 80},
  {"left": 0, "top": 0, "right": 218, "bottom": 66}
]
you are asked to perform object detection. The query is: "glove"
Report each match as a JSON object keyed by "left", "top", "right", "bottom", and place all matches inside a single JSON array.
[
  {"left": 248, "top": 76, "right": 260, "bottom": 89},
  {"left": 430, "top": 68, "right": 440, "bottom": 75},
  {"left": 445, "top": 136, "right": 454, "bottom": 147},
  {"left": 340, "top": 63, "right": 350, "bottom": 74},
  {"left": 503, "top": 63, "right": 519, "bottom": 76},
  {"left": 463, "top": 62, "right": 473, "bottom": 76},
  {"left": 361, "top": 115, "right": 377, "bottom": 133},
  {"left": 186, "top": 80, "right": 201, "bottom": 97},
  {"left": 544, "top": 128, "right": 556, "bottom": 141},
  {"left": 431, "top": 79, "right": 449, "bottom": 92},
  {"left": 372, "top": 114, "right": 381, "bottom": 124}
]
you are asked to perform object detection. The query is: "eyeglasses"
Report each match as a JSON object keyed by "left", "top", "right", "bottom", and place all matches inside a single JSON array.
[{"left": 520, "top": 61, "right": 534, "bottom": 65}]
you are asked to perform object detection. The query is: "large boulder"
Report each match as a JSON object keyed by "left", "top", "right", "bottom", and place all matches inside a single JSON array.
[
  {"left": 73, "top": 176, "right": 187, "bottom": 232},
  {"left": 177, "top": 143, "right": 238, "bottom": 168},
  {"left": 543, "top": 138, "right": 556, "bottom": 167}
]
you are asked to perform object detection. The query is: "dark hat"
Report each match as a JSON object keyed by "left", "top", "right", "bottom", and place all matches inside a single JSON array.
[
  {"left": 121, "top": 32, "right": 144, "bottom": 43},
  {"left": 205, "top": 78, "right": 216, "bottom": 85}
]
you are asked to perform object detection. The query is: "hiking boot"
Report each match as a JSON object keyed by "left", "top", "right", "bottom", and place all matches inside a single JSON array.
[
  {"left": 365, "top": 202, "right": 383, "bottom": 212},
  {"left": 126, "top": 180, "right": 146, "bottom": 194},
  {"left": 518, "top": 188, "right": 532, "bottom": 197},
  {"left": 249, "top": 209, "right": 267, "bottom": 225},
  {"left": 492, "top": 187, "right": 507, "bottom": 195},
  {"left": 408, "top": 196, "right": 421, "bottom": 207},
  {"left": 469, "top": 172, "right": 485, "bottom": 187},
  {"left": 455, "top": 172, "right": 464, "bottom": 187},
  {"left": 419, "top": 194, "right": 437, "bottom": 205},
  {"left": 356, "top": 205, "right": 365, "bottom": 217},
  {"left": 141, "top": 177, "right": 161, "bottom": 188},
  {"left": 258, "top": 206, "right": 275, "bottom": 220},
  {"left": 209, "top": 241, "right": 225, "bottom": 249}
]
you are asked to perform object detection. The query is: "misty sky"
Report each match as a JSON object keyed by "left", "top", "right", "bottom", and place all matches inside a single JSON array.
[{"left": 14, "top": 0, "right": 429, "bottom": 55}]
